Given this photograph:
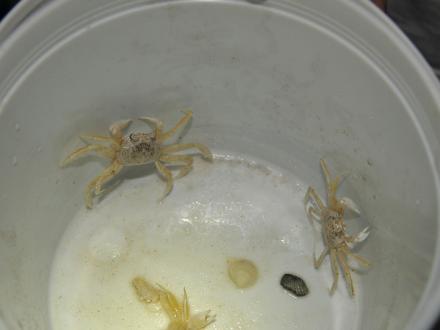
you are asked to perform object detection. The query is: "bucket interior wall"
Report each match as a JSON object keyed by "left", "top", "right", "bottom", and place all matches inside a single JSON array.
[{"left": 0, "top": 1, "right": 438, "bottom": 329}]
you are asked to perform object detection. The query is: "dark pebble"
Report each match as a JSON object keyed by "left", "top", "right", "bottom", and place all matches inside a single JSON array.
[{"left": 280, "top": 273, "right": 309, "bottom": 297}]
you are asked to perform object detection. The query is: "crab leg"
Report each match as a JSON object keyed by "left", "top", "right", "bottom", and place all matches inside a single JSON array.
[
  {"left": 60, "top": 144, "right": 114, "bottom": 167},
  {"left": 94, "top": 161, "right": 124, "bottom": 195},
  {"left": 85, "top": 175, "right": 102, "bottom": 209},
  {"left": 338, "top": 250, "right": 355, "bottom": 296},
  {"left": 84, "top": 161, "right": 122, "bottom": 208},
  {"left": 341, "top": 246, "right": 371, "bottom": 268},
  {"left": 160, "top": 154, "right": 194, "bottom": 179},
  {"left": 307, "top": 206, "right": 322, "bottom": 222},
  {"left": 159, "top": 286, "right": 215, "bottom": 329},
  {"left": 80, "top": 134, "right": 118, "bottom": 145},
  {"left": 188, "top": 310, "right": 216, "bottom": 329},
  {"left": 155, "top": 161, "right": 174, "bottom": 200},
  {"left": 329, "top": 249, "right": 339, "bottom": 295},
  {"left": 132, "top": 277, "right": 161, "bottom": 304},
  {"left": 157, "top": 285, "right": 182, "bottom": 322},
  {"left": 161, "top": 143, "right": 213, "bottom": 161},
  {"left": 182, "top": 289, "right": 190, "bottom": 321},
  {"left": 159, "top": 110, "right": 193, "bottom": 142},
  {"left": 313, "top": 248, "right": 329, "bottom": 269},
  {"left": 320, "top": 159, "right": 332, "bottom": 187},
  {"left": 320, "top": 159, "right": 342, "bottom": 210},
  {"left": 314, "top": 247, "right": 329, "bottom": 269},
  {"left": 304, "top": 187, "right": 325, "bottom": 211},
  {"left": 132, "top": 281, "right": 215, "bottom": 330}
]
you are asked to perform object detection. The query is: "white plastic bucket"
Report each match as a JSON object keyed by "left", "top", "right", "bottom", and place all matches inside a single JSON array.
[{"left": 0, "top": 0, "right": 439, "bottom": 329}]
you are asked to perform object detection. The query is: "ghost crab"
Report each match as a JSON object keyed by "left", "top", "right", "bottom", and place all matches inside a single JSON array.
[
  {"left": 61, "top": 111, "right": 212, "bottom": 208},
  {"left": 132, "top": 277, "right": 216, "bottom": 330},
  {"left": 304, "top": 159, "right": 371, "bottom": 297}
]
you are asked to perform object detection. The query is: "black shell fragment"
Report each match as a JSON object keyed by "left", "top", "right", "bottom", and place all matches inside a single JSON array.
[{"left": 280, "top": 273, "right": 309, "bottom": 297}]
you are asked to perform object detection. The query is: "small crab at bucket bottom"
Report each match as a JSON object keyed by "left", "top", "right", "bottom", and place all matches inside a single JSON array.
[
  {"left": 132, "top": 277, "right": 216, "bottom": 330},
  {"left": 304, "top": 159, "right": 371, "bottom": 297},
  {"left": 60, "top": 110, "right": 213, "bottom": 208}
]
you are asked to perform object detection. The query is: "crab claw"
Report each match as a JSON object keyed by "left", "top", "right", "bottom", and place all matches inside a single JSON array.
[
  {"left": 132, "top": 277, "right": 161, "bottom": 304},
  {"left": 109, "top": 119, "right": 132, "bottom": 139},
  {"left": 353, "top": 226, "right": 370, "bottom": 244},
  {"left": 340, "top": 197, "right": 361, "bottom": 215},
  {"left": 138, "top": 116, "right": 164, "bottom": 130}
]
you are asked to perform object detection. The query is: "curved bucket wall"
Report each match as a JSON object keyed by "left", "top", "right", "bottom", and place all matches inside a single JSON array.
[{"left": 0, "top": 1, "right": 439, "bottom": 329}]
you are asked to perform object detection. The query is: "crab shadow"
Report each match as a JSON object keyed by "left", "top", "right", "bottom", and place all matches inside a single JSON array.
[
  {"left": 95, "top": 152, "right": 206, "bottom": 204},
  {"left": 61, "top": 155, "right": 109, "bottom": 168},
  {"left": 96, "top": 163, "right": 158, "bottom": 204}
]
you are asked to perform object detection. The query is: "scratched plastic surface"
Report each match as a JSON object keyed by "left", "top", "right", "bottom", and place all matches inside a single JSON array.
[{"left": 49, "top": 154, "right": 360, "bottom": 330}]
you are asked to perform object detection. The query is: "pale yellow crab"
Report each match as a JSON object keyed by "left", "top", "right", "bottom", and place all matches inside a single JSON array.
[
  {"left": 304, "top": 159, "right": 371, "bottom": 297},
  {"left": 132, "top": 277, "right": 216, "bottom": 330},
  {"left": 60, "top": 111, "right": 212, "bottom": 208}
]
